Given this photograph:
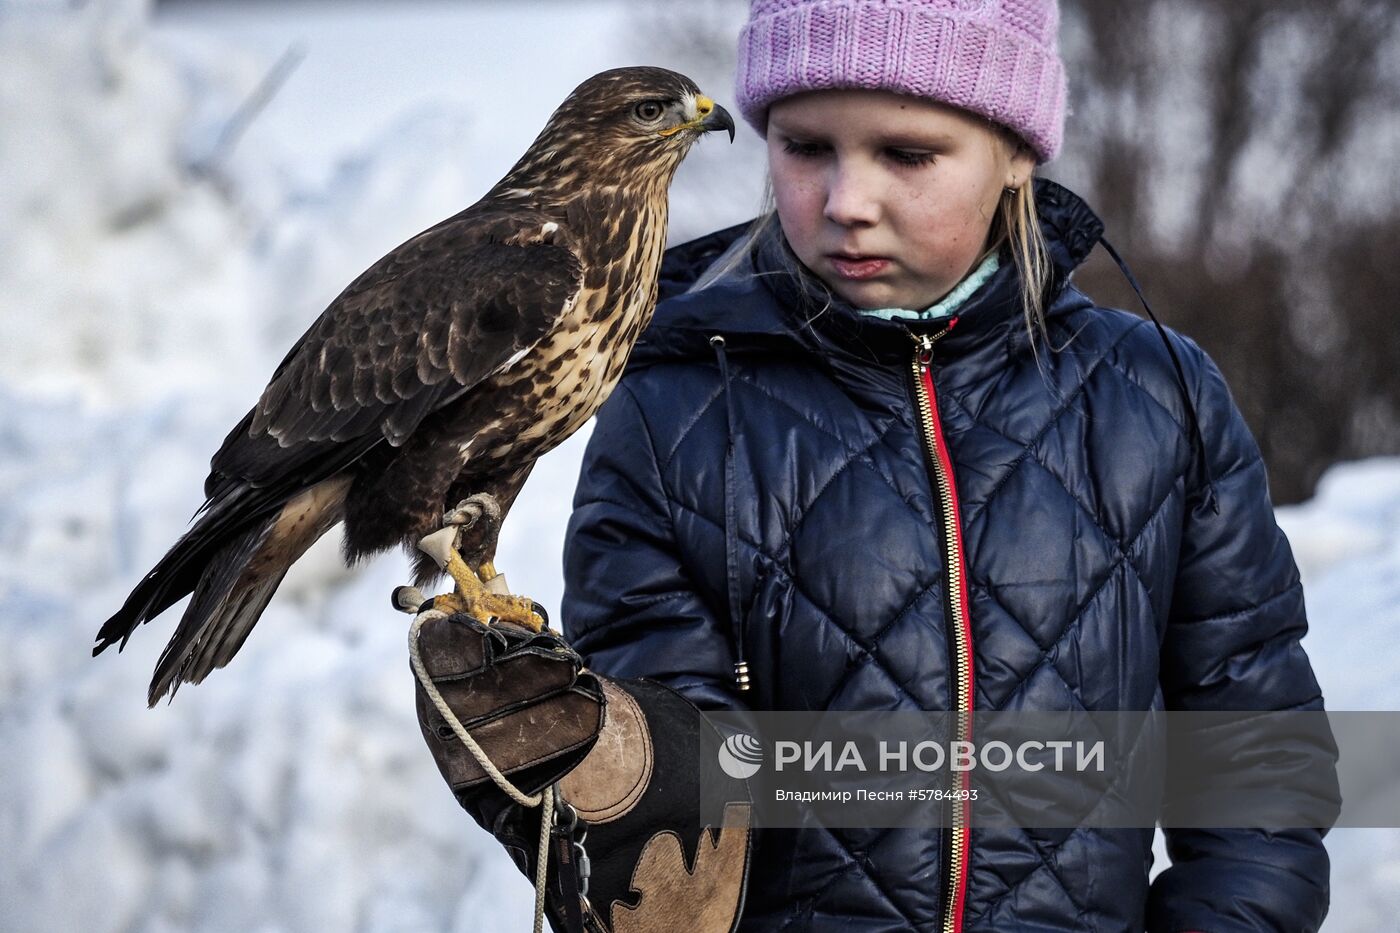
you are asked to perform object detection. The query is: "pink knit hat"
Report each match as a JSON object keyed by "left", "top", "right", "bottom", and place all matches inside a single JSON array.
[{"left": 736, "top": 0, "right": 1067, "bottom": 163}]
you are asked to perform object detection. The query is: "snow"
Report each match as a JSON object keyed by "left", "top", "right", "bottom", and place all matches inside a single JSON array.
[{"left": 0, "top": 1, "right": 1393, "bottom": 931}]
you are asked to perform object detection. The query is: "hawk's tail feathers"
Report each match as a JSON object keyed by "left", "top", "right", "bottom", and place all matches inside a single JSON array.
[
  {"left": 145, "top": 518, "right": 280, "bottom": 707},
  {"left": 98, "top": 475, "right": 352, "bottom": 706}
]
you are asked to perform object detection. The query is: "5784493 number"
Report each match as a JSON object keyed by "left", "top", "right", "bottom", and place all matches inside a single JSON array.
[{"left": 907, "top": 788, "right": 978, "bottom": 802}]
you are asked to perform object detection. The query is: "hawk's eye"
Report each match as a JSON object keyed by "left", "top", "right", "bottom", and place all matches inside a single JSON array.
[{"left": 634, "top": 100, "right": 665, "bottom": 123}]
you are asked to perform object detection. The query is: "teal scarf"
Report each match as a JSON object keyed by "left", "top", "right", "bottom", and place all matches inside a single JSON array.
[{"left": 857, "top": 251, "right": 1001, "bottom": 322}]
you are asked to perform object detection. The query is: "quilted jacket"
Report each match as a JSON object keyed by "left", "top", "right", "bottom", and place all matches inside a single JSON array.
[{"left": 560, "top": 179, "right": 1333, "bottom": 932}]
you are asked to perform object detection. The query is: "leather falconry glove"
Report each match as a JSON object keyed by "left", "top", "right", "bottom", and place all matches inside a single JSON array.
[{"left": 412, "top": 611, "right": 753, "bottom": 933}]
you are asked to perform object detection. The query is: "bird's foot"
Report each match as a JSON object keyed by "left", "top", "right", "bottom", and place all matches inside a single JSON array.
[
  {"left": 467, "top": 592, "right": 547, "bottom": 632},
  {"left": 410, "top": 586, "right": 545, "bottom": 632},
  {"left": 413, "top": 525, "right": 546, "bottom": 631},
  {"left": 412, "top": 591, "right": 474, "bottom": 618}
]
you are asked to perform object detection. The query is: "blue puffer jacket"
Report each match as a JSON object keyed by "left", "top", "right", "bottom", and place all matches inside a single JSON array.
[{"left": 561, "top": 179, "right": 1333, "bottom": 932}]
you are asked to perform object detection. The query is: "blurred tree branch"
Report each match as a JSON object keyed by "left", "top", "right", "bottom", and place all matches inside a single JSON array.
[{"left": 1061, "top": 0, "right": 1400, "bottom": 502}]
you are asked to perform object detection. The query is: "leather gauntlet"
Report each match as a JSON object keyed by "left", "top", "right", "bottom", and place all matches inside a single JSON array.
[
  {"left": 414, "top": 612, "right": 605, "bottom": 798},
  {"left": 412, "top": 613, "right": 752, "bottom": 933}
]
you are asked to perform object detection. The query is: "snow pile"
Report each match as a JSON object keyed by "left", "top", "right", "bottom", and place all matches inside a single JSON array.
[
  {"left": 0, "top": 2, "right": 1395, "bottom": 932},
  {"left": 1275, "top": 460, "right": 1400, "bottom": 930}
]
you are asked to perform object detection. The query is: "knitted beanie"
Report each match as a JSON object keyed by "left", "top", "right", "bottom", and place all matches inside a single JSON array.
[{"left": 736, "top": 0, "right": 1067, "bottom": 163}]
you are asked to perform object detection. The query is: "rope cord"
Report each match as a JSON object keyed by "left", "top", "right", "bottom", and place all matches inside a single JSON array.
[
  {"left": 535, "top": 785, "right": 556, "bottom": 932},
  {"left": 408, "top": 612, "right": 556, "bottom": 933}
]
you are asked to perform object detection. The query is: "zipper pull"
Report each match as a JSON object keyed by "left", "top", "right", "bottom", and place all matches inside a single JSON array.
[
  {"left": 908, "top": 317, "right": 958, "bottom": 369},
  {"left": 911, "top": 333, "right": 935, "bottom": 369}
]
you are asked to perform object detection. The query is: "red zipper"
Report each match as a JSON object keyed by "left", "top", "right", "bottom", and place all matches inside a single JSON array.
[{"left": 909, "top": 321, "right": 975, "bottom": 933}]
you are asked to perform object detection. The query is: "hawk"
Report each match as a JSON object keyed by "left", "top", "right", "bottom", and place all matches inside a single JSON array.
[{"left": 95, "top": 67, "right": 734, "bottom": 706}]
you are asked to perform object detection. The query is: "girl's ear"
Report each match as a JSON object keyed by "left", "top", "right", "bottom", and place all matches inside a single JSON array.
[
  {"left": 991, "top": 124, "right": 1036, "bottom": 187},
  {"left": 1005, "top": 142, "right": 1036, "bottom": 189}
]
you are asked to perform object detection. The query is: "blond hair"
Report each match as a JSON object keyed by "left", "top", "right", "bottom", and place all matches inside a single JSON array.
[{"left": 988, "top": 136, "right": 1058, "bottom": 368}]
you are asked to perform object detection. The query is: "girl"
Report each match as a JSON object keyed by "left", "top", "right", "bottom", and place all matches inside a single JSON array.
[{"left": 413, "top": 1, "right": 1335, "bottom": 930}]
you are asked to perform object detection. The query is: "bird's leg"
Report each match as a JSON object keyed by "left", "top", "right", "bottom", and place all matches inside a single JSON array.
[
  {"left": 415, "top": 494, "right": 545, "bottom": 631},
  {"left": 442, "top": 493, "right": 508, "bottom": 592}
]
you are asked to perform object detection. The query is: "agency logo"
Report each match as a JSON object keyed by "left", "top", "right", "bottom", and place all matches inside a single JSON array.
[{"left": 717, "top": 732, "right": 764, "bottom": 779}]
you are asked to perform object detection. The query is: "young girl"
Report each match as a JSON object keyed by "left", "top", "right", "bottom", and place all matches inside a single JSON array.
[{"left": 412, "top": 1, "right": 1334, "bottom": 930}]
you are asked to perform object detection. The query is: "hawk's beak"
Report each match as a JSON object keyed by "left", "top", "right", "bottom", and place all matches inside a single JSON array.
[
  {"left": 697, "top": 99, "right": 736, "bottom": 143},
  {"left": 663, "top": 95, "right": 736, "bottom": 142}
]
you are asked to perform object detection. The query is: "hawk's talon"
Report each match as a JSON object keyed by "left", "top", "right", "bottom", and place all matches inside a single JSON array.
[
  {"left": 419, "top": 592, "right": 474, "bottom": 617},
  {"left": 473, "top": 593, "right": 546, "bottom": 632}
]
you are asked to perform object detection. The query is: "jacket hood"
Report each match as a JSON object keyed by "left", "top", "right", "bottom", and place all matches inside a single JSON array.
[{"left": 632, "top": 176, "right": 1105, "bottom": 370}]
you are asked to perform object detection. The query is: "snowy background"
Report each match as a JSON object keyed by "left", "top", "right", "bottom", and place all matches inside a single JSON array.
[{"left": 0, "top": 1, "right": 1395, "bottom": 930}]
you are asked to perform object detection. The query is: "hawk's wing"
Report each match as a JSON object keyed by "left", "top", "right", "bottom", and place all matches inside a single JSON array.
[{"left": 208, "top": 217, "right": 582, "bottom": 491}]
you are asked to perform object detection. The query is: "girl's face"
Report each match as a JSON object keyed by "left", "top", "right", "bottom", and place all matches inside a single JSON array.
[{"left": 767, "top": 89, "right": 1035, "bottom": 310}]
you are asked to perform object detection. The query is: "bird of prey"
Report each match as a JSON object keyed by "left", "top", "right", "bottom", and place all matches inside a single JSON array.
[{"left": 95, "top": 66, "right": 734, "bottom": 706}]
